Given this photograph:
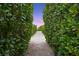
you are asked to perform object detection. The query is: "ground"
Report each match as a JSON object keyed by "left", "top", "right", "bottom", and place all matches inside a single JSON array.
[{"left": 24, "top": 31, "right": 54, "bottom": 56}]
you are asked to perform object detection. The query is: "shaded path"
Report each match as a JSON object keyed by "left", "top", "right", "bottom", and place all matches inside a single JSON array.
[{"left": 25, "top": 31, "right": 54, "bottom": 56}]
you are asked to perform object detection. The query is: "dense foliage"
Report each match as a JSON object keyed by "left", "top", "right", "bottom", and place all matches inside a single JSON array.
[
  {"left": 32, "top": 24, "right": 37, "bottom": 35},
  {"left": 43, "top": 4, "right": 79, "bottom": 56},
  {"left": 0, "top": 4, "right": 33, "bottom": 56},
  {"left": 38, "top": 25, "right": 45, "bottom": 31}
]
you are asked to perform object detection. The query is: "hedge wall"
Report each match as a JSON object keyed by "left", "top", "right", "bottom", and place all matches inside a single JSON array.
[
  {"left": 43, "top": 4, "right": 79, "bottom": 56},
  {"left": 32, "top": 25, "right": 37, "bottom": 35},
  {"left": 0, "top": 4, "right": 33, "bottom": 56},
  {"left": 38, "top": 25, "right": 45, "bottom": 31}
]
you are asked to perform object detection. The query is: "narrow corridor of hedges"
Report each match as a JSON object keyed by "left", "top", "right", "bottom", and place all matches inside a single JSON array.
[
  {"left": 0, "top": 4, "right": 33, "bottom": 56},
  {"left": 43, "top": 4, "right": 79, "bottom": 56}
]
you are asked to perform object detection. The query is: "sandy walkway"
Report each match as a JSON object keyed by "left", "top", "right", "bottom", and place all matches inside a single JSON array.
[{"left": 25, "top": 31, "right": 54, "bottom": 56}]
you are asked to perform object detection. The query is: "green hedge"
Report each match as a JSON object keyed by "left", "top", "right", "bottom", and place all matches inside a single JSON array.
[
  {"left": 32, "top": 25, "right": 37, "bottom": 35},
  {"left": 38, "top": 25, "right": 45, "bottom": 31},
  {"left": 43, "top": 4, "right": 79, "bottom": 56},
  {"left": 0, "top": 4, "right": 33, "bottom": 56}
]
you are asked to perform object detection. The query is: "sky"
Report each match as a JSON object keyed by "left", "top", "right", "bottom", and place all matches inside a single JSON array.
[{"left": 33, "top": 3, "right": 45, "bottom": 27}]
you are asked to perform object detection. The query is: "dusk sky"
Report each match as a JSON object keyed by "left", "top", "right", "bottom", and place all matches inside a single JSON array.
[{"left": 33, "top": 3, "right": 45, "bottom": 27}]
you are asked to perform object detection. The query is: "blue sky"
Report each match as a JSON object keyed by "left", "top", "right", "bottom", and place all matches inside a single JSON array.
[{"left": 33, "top": 3, "right": 45, "bottom": 27}]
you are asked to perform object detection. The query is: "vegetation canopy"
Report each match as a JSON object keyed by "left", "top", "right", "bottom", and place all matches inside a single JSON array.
[
  {"left": 43, "top": 4, "right": 79, "bottom": 56},
  {"left": 0, "top": 4, "right": 33, "bottom": 56}
]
